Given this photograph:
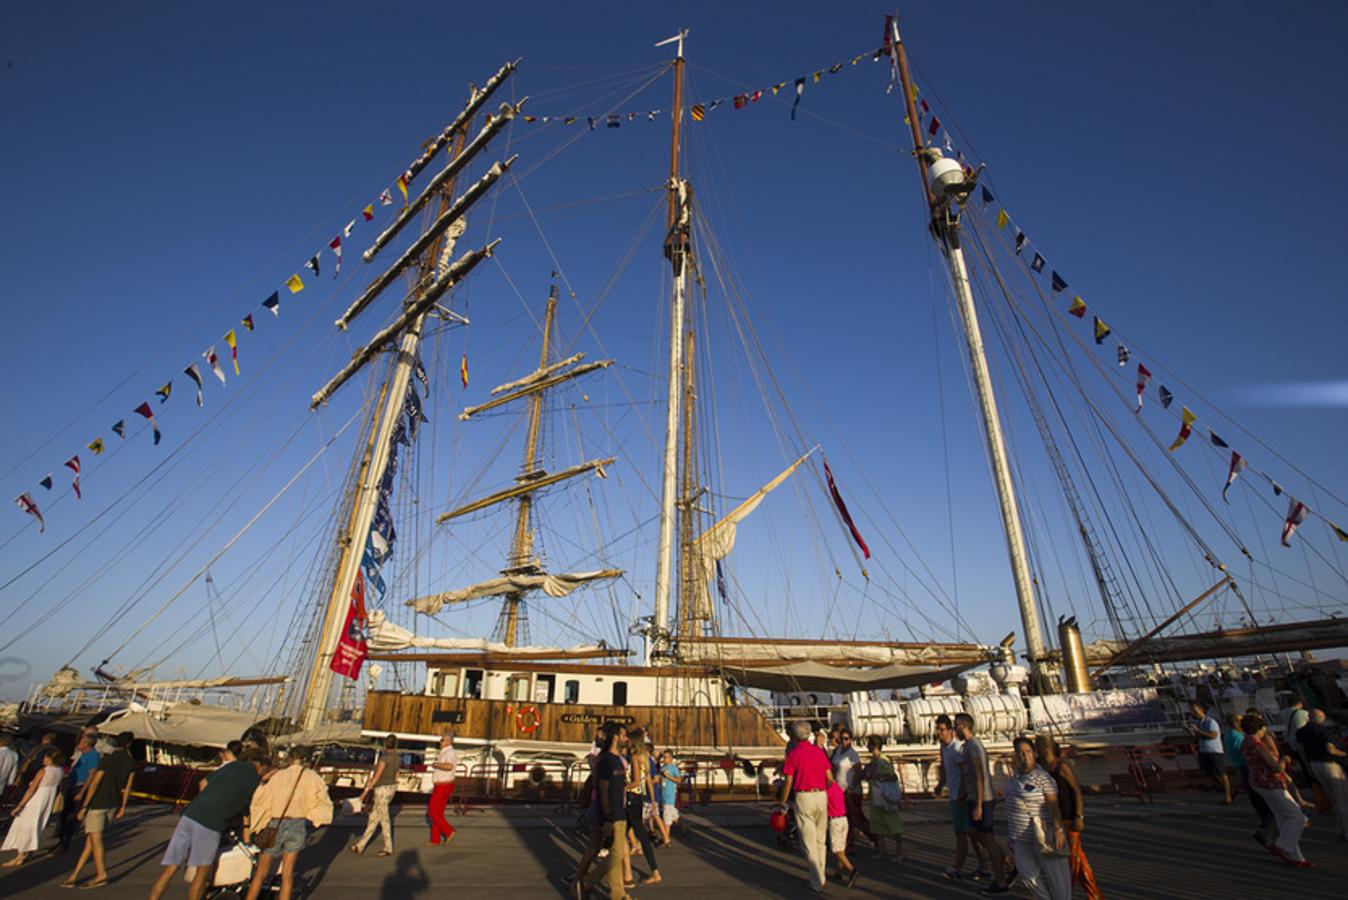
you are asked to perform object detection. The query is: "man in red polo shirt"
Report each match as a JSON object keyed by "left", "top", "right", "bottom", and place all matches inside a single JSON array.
[{"left": 778, "top": 720, "right": 836, "bottom": 892}]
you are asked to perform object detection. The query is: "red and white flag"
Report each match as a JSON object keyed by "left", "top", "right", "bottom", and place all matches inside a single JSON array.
[
  {"left": 1281, "top": 497, "right": 1310, "bottom": 547},
  {"left": 379, "top": 188, "right": 394, "bottom": 207},
  {"left": 1135, "top": 363, "right": 1152, "bottom": 412},
  {"left": 204, "top": 346, "right": 227, "bottom": 386},
  {"left": 65, "top": 455, "right": 81, "bottom": 500},
  {"left": 330, "top": 572, "right": 370, "bottom": 680},
  {"left": 329, "top": 235, "right": 342, "bottom": 277},
  {"left": 16, "top": 492, "right": 44, "bottom": 532},
  {"left": 134, "top": 402, "right": 161, "bottom": 445}
]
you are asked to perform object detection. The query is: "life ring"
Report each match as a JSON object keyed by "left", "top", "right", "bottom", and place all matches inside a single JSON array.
[{"left": 516, "top": 704, "right": 541, "bottom": 734}]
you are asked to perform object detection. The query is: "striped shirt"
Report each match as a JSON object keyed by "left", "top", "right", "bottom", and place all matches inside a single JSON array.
[{"left": 1003, "top": 765, "right": 1057, "bottom": 843}]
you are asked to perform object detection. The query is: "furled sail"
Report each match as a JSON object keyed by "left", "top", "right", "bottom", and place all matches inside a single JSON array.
[
  {"left": 435, "top": 457, "right": 615, "bottom": 523},
  {"left": 406, "top": 568, "right": 622, "bottom": 615},
  {"left": 370, "top": 610, "right": 611, "bottom": 655},
  {"left": 676, "top": 635, "right": 994, "bottom": 667},
  {"left": 688, "top": 448, "right": 815, "bottom": 619}
]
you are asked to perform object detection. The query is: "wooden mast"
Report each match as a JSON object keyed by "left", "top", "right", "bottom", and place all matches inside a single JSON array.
[
  {"left": 651, "top": 29, "right": 691, "bottom": 664},
  {"left": 497, "top": 287, "right": 559, "bottom": 646},
  {"left": 299, "top": 125, "right": 471, "bottom": 730},
  {"left": 677, "top": 324, "right": 703, "bottom": 637}
]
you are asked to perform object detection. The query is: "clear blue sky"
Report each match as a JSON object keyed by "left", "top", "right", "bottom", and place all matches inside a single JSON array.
[{"left": 1, "top": 2, "right": 1345, "bottom": 699}]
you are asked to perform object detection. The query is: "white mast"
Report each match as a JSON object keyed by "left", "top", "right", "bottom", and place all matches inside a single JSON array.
[
  {"left": 889, "top": 19, "right": 1048, "bottom": 678},
  {"left": 650, "top": 30, "right": 690, "bottom": 663}
]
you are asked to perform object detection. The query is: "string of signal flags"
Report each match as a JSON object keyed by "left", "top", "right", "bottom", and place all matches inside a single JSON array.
[
  {"left": 516, "top": 45, "right": 890, "bottom": 129},
  {"left": 955, "top": 156, "right": 1348, "bottom": 554},
  {"left": 11, "top": 152, "right": 476, "bottom": 535}
]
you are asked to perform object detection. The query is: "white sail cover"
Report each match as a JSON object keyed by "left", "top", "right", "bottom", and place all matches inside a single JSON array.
[
  {"left": 677, "top": 639, "right": 990, "bottom": 667},
  {"left": 690, "top": 449, "right": 815, "bottom": 618},
  {"left": 96, "top": 703, "right": 264, "bottom": 750},
  {"left": 369, "top": 610, "right": 611, "bottom": 656},
  {"left": 406, "top": 569, "right": 621, "bottom": 615}
]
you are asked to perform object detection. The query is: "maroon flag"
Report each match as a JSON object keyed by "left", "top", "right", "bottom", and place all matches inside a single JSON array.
[
  {"left": 330, "top": 572, "right": 370, "bottom": 680},
  {"left": 16, "top": 492, "right": 44, "bottom": 532},
  {"left": 134, "top": 402, "right": 161, "bottom": 445},
  {"left": 65, "top": 455, "right": 81, "bottom": 500},
  {"left": 1135, "top": 363, "right": 1152, "bottom": 412},
  {"left": 1281, "top": 497, "right": 1309, "bottom": 547},
  {"left": 823, "top": 460, "right": 871, "bottom": 560},
  {"left": 1222, "top": 452, "right": 1246, "bottom": 503},
  {"left": 928, "top": 115, "right": 941, "bottom": 137}
]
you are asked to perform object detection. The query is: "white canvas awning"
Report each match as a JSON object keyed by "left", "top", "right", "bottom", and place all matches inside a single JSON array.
[
  {"left": 96, "top": 703, "right": 264, "bottom": 750},
  {"left": 369, "top": 611, "right": 612, "bottom": 656},
  {"left": 722, "top": 660, "right": 982, "bottom": 694}
]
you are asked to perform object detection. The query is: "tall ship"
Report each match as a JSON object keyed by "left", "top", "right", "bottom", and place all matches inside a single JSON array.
[{"left": 6, "top": 18, "right": 1345, "bottom": 803}]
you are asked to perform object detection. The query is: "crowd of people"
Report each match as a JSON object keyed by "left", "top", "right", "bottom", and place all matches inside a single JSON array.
[
  {"left": 565, "top": 723, "right": 690, "bottom": 900},
  {"left": 0, "top": 702, "right": 1343, "bottom": 897}
]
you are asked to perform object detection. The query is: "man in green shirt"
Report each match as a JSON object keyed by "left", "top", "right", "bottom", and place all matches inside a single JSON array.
[{"left": 148, "top": 752, "right": 263, "bottom": 900}]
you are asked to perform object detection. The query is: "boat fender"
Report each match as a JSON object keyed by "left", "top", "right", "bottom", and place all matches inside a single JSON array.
[{"left": 516, "top": 704, "right": 541, "bottom": 734}]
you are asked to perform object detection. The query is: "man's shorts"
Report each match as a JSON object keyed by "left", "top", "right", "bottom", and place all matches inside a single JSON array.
[
  {"left": 263, "top": 818, "right": 308, "bottom": 858},
  {"left": 84, "top": 808, "right": 111, "bottom": 834},
  {"left": 661, "top": 803, "right": 680, "bottom": 826},
  {"left": 1197, "top": 751, "right": 1226, "bottom": 779},
  {"left": 966, "top": 799, "right": 996, "bottom": 834},
  {"left": 949, "top": 799, "right": 971, "bottom": 833},
  {"left": 162, "top": 816, "right": 221, "bottom": 868},
  {"left": 827, "top": 815, "right": 848, "bottom": 851}
]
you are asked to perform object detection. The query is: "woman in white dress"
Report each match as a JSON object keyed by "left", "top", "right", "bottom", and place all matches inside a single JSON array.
[{"left": 1, "top": 747, "right": 66, "bottom": 866}]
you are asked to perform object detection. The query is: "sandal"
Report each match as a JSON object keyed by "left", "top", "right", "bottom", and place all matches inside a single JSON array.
[
  {"left": 81, "top": 880, "right": 109, "bottom": 890},
  {"left": 376, "top": 850, "right": 393, "bottom": 857},
  {"left": 60, "top": 880, "right": 80, "bottom": 889}
]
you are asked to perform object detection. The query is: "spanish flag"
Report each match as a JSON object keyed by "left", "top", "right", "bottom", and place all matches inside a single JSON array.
[
  {"left": 396, "top": 173, "right": 409, "bottom": 208},
  {"left": 1168, "top": 407, "right": 1196, "bottom": 452},
  {"left": 460, "top": 353, "right": 469, "bottom": 389},
  {"left": 286, "top": 273, "right": 304, "bottom": 294},
  {"left": 224, "top": 329, "right": 239, "bottom": 375},
  {"left": 362, "top": 204, "right": 374, "bottom": 221}
]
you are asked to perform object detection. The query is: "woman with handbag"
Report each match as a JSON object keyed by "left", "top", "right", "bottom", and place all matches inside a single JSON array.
[
  {"left": 244, "top": 750, "right": 334, "bottom": 900},
  {"left": 862, "top": 736, "right": 905, "bottom": 862},
  {"left": 1004, "top": 737, "right": 1071, "bottom": 900}
]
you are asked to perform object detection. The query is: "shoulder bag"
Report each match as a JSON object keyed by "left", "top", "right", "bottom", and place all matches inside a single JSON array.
[{"left": 254, "top": 766, "right": 304, "bottom": 850}]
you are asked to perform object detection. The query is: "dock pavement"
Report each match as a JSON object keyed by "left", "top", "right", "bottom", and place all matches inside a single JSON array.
[{"left": 1, "top": 795, "right": 1343, "bottom": 897}]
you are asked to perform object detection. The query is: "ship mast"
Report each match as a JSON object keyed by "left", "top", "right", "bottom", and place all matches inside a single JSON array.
[
  {"left": 651, "top": 28, "right": 691, "bottom": 662},
  {"left": 299, "top": 131, "right": 471, "bottom": 732},
  {"left": 496, "top": 287, "right": 559, "bottom": 646},
  {"left": 299, "top": 63, "right": 520, "bottom": 730},
  {"left": 889, "top": 18, "right": 1050, "bottom": 684}
]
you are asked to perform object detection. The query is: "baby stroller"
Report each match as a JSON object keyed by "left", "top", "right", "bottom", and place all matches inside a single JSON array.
[
  {"left": 201, "top": 826, "right": 258, "bottom": 899},
  {"left": 202, "top": 824, "right": 311, "bottom": 898}
]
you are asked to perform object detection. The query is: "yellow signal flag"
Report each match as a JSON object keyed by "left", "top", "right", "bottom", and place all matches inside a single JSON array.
[
  {"left": 996, "top": 209, "right": 1009, "bottom": 230},
  {"left": 286, "top": 273, "right": 304, "bottom": 294},
  {"left": 88, "top": 438, "right": 105, "bottom": 455},
  {"left": 396, "top": 174, "right": 409, "bottom": 208},
  {"left": 224, "top": 329, "right": 239, "bottom": 375},
  {"left": 460, "top": 353, "right": 469, "bottom": 389},
  {"left": 1068, "top": 296, "right": 1087, "bottom": 318},
  {"left": 1168, "top": 407, "right": 1197, "bottom": 452},
  {"left": 812, "top": 71, "right": 822, "bottom": 84},
  {"left": 690, "top": 104, "right": 705, "bottom": 122}
]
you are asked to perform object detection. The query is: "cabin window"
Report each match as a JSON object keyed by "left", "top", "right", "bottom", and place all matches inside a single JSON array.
[
  {"left": 465, "top": 669, "right": 484, "bottom": 699},
  {"left": 564, "top": 680, "right": 580, "bottom": 704},
  {"left": 611, "top": 681, "right": 628, "bottom": 706},
  {"left": 506, "top": 674, "right": 531, "bottom": 702},
  {"left": 431, "top": 671, "right": 459, "bottom": 698},
  {"left": 535, "top": 674, "right": 556, "bottom": 704}
]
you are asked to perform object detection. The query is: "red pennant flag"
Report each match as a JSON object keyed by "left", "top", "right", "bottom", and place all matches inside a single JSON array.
[
  {"left": 330, "top": 572, "right": 369, "bottom": 679},
  {"left": 65, "top": 455, "right": 81, "bottom": 500},
  {"left": 928, "top": 115, "right": 941, "bottom": 137},
  {"left": 329, "top": 235, "right": 342, "bottom": 277},
  {"left": 134, "top": 402, "right": 162, "bottom": 445},
  {"left": 823, "top": 459, "right": 871, "bottom": 560},
  {"left": 1135, "top": 363, "right": 1152, "bottom": 412},
  {"left": 1222, "top": 452, "right": 1246, "bottom": 503}
]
